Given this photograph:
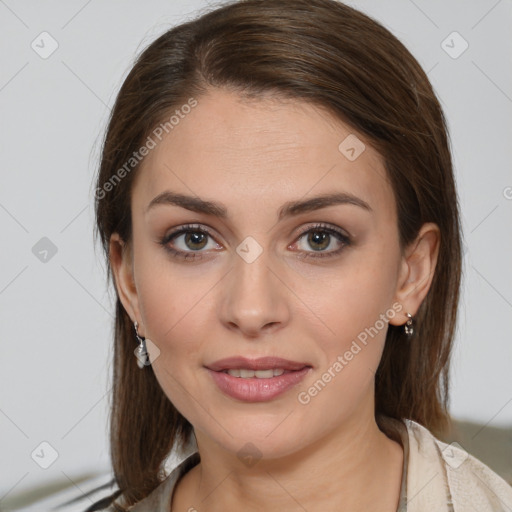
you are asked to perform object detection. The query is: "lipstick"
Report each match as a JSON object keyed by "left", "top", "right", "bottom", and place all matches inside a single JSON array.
[{"left": 206, "top": 356, "right": 311, "bottom": 402}]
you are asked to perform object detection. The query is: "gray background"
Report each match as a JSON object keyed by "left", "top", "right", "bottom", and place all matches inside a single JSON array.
[{"left": 1, "top": 0, "right": 511, "bottom": 500}]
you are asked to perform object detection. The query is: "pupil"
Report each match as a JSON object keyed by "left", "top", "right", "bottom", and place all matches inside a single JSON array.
[
  {"left": 308, "top": 231, "right": 329, "bottom": 251},
  {"left": 185, "top": 232, "right": 207, "bottom": 250}
]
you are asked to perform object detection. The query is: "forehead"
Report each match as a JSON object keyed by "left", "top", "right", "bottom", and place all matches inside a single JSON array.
[{"left": 133, "top": 88, "right": 392, "bottom": 217}]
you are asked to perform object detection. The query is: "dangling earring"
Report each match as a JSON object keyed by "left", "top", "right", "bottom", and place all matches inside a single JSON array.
[
  {"left": 134, "top": 321, "right": 149, "bottom": 368},
  {"left": 404, "top": 313, "right": 414, "bottom": 338}
]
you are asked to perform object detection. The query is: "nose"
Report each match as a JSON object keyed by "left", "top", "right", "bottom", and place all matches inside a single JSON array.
[{"left": 219, "top": 248, "right": 291, "bottom": 338}]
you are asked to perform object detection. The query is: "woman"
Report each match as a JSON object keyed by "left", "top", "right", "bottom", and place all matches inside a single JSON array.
[{"left": 87, "top": 0, "right": 512, "bottom": 510}]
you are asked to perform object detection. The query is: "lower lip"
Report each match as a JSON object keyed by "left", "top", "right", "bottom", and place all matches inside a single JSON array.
[{"left": 207, "top": 367, "right": 311, "bottom": 402}]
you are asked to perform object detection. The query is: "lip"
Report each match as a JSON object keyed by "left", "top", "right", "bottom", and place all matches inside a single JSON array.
[
  {"left": 205, "top": 357, "right": 312, "bottom": 402},
  {"left": 206, "top": 356, "right": 309, "bottom": 372}
]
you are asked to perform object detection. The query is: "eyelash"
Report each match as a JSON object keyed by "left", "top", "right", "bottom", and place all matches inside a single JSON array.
[{"left": 158, "top": 223, "right": 351, "bottom": 261}]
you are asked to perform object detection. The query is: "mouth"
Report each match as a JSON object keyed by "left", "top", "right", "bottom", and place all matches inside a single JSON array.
[
  {"left": 205, "top": 356, "right": 312, "bottom": 402},
  {"left": 222, "top": 368, "right": 290, "bottom": 378},
  {"left": 206, "top": 356, "right": 310, "bottom": 373}
]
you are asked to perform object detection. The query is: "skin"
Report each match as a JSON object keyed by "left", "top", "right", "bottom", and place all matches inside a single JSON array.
[{"left": 110, "top": 88, "right": 440, "bottom": 511}]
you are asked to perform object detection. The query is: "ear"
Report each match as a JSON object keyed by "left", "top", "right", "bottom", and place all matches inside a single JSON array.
[
  {"left": 388, "top": 222, "right": 440, "bottom": 327},
  {"left": 109, "top": 233, "right": 145, "bottom": 336}
]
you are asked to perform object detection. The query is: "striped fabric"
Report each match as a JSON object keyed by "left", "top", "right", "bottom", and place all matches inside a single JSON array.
[{"left": 13, "top": 474, "right": 120, "bottom": 512}]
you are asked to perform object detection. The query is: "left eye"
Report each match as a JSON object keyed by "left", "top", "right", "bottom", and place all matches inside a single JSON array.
[{"left": 293, "top": 227, "right": 349, "bottom": 255}]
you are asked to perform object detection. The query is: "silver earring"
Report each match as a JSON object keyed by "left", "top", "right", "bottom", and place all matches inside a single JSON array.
[
  {"left": 134, "top": 321, "right": 149, "bottom": 368},
  {"left": 404, "top": 313, "right": 414, "bottom": 338}
]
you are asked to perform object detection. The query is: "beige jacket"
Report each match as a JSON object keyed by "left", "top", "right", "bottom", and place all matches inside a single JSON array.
[{"left": 104, "top": 417, "right": 512, "bottom": 511}]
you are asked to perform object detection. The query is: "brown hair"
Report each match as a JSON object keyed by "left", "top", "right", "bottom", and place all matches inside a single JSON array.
[{"left": 92, "top": 0, "right": 462, "bottom": 508}]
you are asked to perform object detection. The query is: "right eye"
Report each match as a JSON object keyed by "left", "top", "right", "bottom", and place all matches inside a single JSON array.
[{"left": 159, "top": 224, "right": 222, "bottom": 260}]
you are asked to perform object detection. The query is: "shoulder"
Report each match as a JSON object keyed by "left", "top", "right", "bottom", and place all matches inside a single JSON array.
[
  {"left": 36, "top": 442, "right": 201, "bottom": 511},
  {"left": 78, "top": 451, "right": 201, "bottom": 512},
  {"left": 404, "top": 419, "right": 512, "bottom": 512}
]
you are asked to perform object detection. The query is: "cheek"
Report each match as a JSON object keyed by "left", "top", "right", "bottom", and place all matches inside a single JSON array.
[
  {"left": 134, "top": 252, "right": 223, "bottom": 379},
  {"left": 289, "top": 255, "right": 399, "bottom": 421},
  {"left": 292, "top": 264, "right": 394, "bottom": 425},
  {"left": 138, "top": 279, "right": 209, "bottom": 359},
  {"left": 134, "top": 241, "right": 216, "bottom": 344},
  {"left": 136, "top": 266, "right": 212, "bottom": 416},
  {"left": 295, "top": 252, "right": 398, "bottom": 351}
]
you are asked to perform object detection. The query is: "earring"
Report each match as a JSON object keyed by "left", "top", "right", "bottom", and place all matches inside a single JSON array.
[
  {"left": 134, "top": 321, "right": 149, "bottom": 368},
  {"left": 404, "top": 313, "right": 414, "bottom": 338}
]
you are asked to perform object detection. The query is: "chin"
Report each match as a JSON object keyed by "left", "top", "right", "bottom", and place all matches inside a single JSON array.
[{"left": 195, "top": 410, "right": 315, "bottom": 459}]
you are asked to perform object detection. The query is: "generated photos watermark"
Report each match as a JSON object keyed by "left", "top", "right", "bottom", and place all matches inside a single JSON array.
[
  {"left": 297, "top": 302, "right": 403, "bottom": 405},
  {"left": 95, "top": 97, "right": 198, "bottom": 200}
]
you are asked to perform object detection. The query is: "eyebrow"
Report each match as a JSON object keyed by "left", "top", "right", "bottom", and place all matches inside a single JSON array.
[{"left": 145, "top": 190, "right": 372, "bottom": 219}]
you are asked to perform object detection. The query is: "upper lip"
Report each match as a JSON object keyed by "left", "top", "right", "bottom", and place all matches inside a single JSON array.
[{"left": 206, "top": 356, "right": 310, "bottom": 372}]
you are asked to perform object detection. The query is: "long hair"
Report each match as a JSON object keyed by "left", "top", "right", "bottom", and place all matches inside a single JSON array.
[{"left": 93, "top": 0, "right": 462, "bottom": 508}]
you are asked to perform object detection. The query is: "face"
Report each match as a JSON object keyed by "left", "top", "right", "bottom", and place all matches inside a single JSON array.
[{"left": 113, "top": 88, "right": 417, "bottom": 460}]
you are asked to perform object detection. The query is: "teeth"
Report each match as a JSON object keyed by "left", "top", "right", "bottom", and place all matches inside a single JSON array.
[
  {"left": 254, "top": 369, "right": 274, "bottom": 378},
  {"left": 226, "top": 369, "right": 286, "bottom": 378}
]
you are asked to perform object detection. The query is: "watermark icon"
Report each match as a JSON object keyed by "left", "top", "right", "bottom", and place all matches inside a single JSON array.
[
  {"left": 237, "top": 442, "right": 263, "bottom": 468},
  {"left": 236, "top": 236, "right": 264, "bottom": 264},
  {"left": 31, "top": 32, "right": 59, "bottom": 59},
  {"left": 31, "top": 441, "right": 59, "bottom": 469},
  {"left": 95, "top": 98, "right": 198, "bottom": 200},
  {"left": 338, "top": 134, "right": 366, "bottom": 161},
  {"left": 503, "top": 186, "right": 512, "bottom": 200},
  {"left": 441, "top": 31, "right": 469, "bottom": 59},
  {"left": 297, "top": 302, "right": 403, "bottom": 405},
  {"left": 134, "top": 338, "right": 161, "bottom": 367},
  {"left": 442, "top": 441, "right": 469, "bottom": 469},
  {"left": 32, "top": 237, "right": 58, "bottom": 263}
]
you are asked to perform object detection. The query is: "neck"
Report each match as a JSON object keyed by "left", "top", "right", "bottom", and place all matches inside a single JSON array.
[{"left": 176, "top": 408, "right": 404, "bottom": 512}]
